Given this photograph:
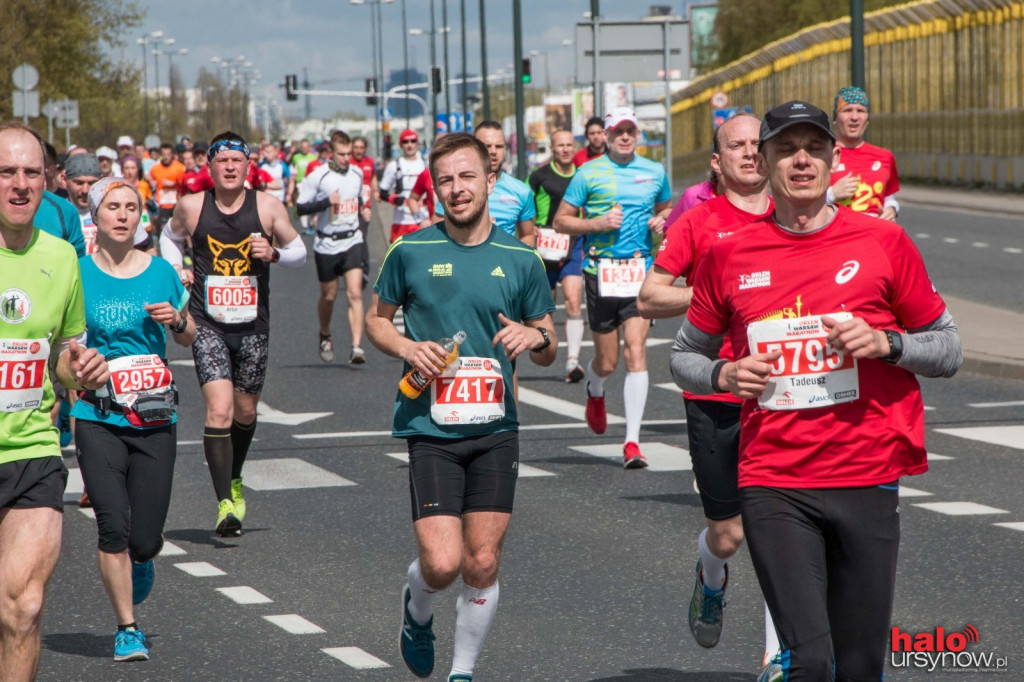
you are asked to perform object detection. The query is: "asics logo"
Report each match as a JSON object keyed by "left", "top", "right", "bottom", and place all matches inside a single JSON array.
[{"left": 835, "top": 260, "right": 860, "bottom": 284}]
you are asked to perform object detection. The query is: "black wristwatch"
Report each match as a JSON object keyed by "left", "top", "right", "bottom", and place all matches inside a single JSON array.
[
  {"left": 530, "top": 327, "right": 551, "bottom": 352},
  {"left": 882, "top": 329, "right": 903, "bottom": 364},
  {"left": 169, "top": 313, "right": 188, "bottom": 334}
]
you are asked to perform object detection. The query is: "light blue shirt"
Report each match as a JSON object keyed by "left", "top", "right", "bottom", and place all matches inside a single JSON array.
[{"left": 436, "top": 172, "right": 537, "bottom": 237}]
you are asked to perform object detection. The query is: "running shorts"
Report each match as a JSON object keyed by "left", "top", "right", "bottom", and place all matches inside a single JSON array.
[
  {"left": 584, "top": 272, "right": 641, "bottom": 333},
  {"left": 192, "top": 325, "right": 269, "bottom": 395},
  {"left": 0, "top": 457, "right": 67, "bottom": 511},
  {"left": 684, "top": 398, "right": 741, "bottom": 520}
]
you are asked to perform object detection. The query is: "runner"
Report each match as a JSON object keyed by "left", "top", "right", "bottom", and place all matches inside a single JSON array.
[
  {"left": 670, "top": 101, "right": 961, "bottom": 680},
  {"left": 637, "top": 113, "right": 781, "bottom": 679},
  {"left": 296, "top": 130, "right": 372, "bottom": 364},
  {"left": 572, "top": 116, "right": 607, "bottom": 167},
  {"left": 162, "top": 131, "right": 306, "bottom": 536},
  {"left": 0, "top": 120, "right": 109, "bottom": 680},
  {"left": 259, "top": 143, "right": 292, "bottom": 204},
  {"left": 148, "top": 143, "right": 185, "bottom": 239},
  {"left": 528, "top": 129, "right": 586, "bottom": 382},
  {"left": 351, "top": 135, "right": 378, "bottom": 215},
  {"left": 73, "top": 176, "right": 194, "bottom": 662},
  {"left": 290, "top": 140, "right": 318, "bottom": 235},
  {"left": 829, "top": 86, "right": 900, "bottom": 220},
  {"left": 553, "top": 107, "right": 672, "bottom": 468},
  {"left": 380, "top": 129, "right": 428, "bottom": 242},
  {"left": 366, "top": 132, "right": 557, "bottom": 682},
  {"left": 64, "top": 153, "right": 103, "bottom": 256}
]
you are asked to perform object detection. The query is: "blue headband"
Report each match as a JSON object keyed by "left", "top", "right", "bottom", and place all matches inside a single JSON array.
[
  {"left": 833, "top": 86, "right": 870, "bottom": 120},
  {"left": 207, "top": 139, "right": 250, "bottom": 161}
]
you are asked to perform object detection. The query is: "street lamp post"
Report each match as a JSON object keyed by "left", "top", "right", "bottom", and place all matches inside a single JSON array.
[
  {"left": 479, "top": 0, "right": 489, "bottom": 120},
  {"left": 401, "top": 0, "right": 410, "bottom": 127},
  {"left": 530, "top": 50, "right": 550, "bottom": 94},
  {"left": 352, "top": 0, "right": 394, "bottom": 158},
  {"left": 442, "top": 0, "right": 451, "bottom": 128},
  {"left": 409, "top": 27, "right": 436, "bottom": 143},
  {"left": 460, "top": 0, "right": 467, "bottom": 123}
]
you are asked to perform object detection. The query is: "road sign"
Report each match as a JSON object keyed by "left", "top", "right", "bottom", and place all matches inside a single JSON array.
[
  {"left": 713, "top": 105, "right": 752, "bottom": 129},
  {"left": 710, "top": 90, "right": 729, "bottom": 108},
  {"left": 575, "top": 21, "right": 689, "bottom": 84},
  {"left": 13, "top": 91, "right": 40, "bottom": 119},
  {"left": 12, "top": 63, "right": 39, "bottom": 91},
  {"left": 55, "top": 100, "right": 79, "bottom": 128}
]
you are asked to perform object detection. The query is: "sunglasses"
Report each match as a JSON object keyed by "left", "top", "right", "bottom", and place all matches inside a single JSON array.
[{"left": 401, "top": 139, "right": 418, "bottom": 144}]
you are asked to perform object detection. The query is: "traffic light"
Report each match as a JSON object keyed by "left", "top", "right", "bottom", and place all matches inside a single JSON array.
[
  {"left": 366, "top": 78, "right": 378, "bottom": 106},
  {"left": 431, "top": 67, "right": 443, "bottom": 95},
  {"left": 285, "top": 74, "right": 298, "bottom": 101},
  {"left": 521, "top": 58, "right": 532, "bottom": 84},
  {"left": 382, "top": 133, "right": 393, "bottom": 160}
]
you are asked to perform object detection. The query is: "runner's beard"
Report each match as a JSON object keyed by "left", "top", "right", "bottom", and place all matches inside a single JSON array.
[{"left": 445, "top": 199, "right": 486, "bottom": 231}]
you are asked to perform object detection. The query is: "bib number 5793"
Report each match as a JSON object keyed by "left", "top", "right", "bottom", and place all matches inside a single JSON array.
[{"left": 756, "top": 338, "right": 853, "bottom": 377}]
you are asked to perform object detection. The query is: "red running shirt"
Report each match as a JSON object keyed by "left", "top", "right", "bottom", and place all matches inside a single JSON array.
[
  {"left": 830, "top": 142, "right": 900, "bottom": 216},
  {"left": 686, "top": 207, "right": 946, "bottom": 489},
  {"left": 410, "top": 169, "right": 434, "bottom": 219},
  {"left": 655, "top": 194, "right": 774, "bottom": 404}
]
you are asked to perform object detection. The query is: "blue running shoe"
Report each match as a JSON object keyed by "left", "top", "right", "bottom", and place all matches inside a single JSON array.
[
  {"left": 58, "top": 399, "right": 72, "bottom": 447},
  {"left": 132, "top": 559, "right": 154, "bottom": 605},
  {"left": 758, "top": 652, "right": 784, "bottom": 682},
  {"left": 400, "top": 583, "right": 435, "bottom": 678},
  {"left": 114, "top": 627, "right": 149, "bottom": 661},
  {"left": 688, "top": 559, "right": 728, "bottom": 648}
]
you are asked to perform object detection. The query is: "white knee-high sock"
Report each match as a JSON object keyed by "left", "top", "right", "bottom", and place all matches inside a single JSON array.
[
  {"left": 765, "top": 601, "right": 781, "bottom": 659},
  {"left": 623, "top": 370, "right": 648, "bottom": 444},
  {"left": 450, "top": 581, "right": 500, "bottom": 677},
  {"left": 586, "top": 358, "right": 606, "bottom": 397},
  {"left": 406, "top": 558, "right": 443, "bottom": 625},
  {"left": 565, "top": 316, "right": 585, "bottom": 362},
  {"left": 698, "top": 527, "right": 728, "bottom": 590}
]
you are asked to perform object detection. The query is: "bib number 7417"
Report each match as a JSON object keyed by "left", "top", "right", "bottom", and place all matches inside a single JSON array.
[{"left": 430, "top": 356, "right": 506, "bottom": 425}]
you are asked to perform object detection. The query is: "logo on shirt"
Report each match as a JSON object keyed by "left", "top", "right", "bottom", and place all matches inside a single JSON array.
[
  {"left": 872, "top": 161, "right": 882, "bottom": 171},
  {"left": 498, "top": 196, "right": 518, "bottom": 204},
  {"left": 490, "top": 266, "right": 505, "bottom": 278},
  {"left": 208, "top": 236, "right": 252, "bottom": 276},
  {"left": 716, "top": 231, "right": 734, "bottom": 239},
  {"left": 633, "top": 175, "right": 655, "bottom": 184},
  {"left": 738, "top": 270, "right": 771, "bottom": 290},
  {"left": 836, "top": 163, "right": 846, "bottom": 172},
  {"left": 835, "top": 260, "right": 860, "bottom": 284},
  {"left": 429, "top": 263, "right": 453, "bottom": 277},
  {"left": 0, "top": 288, "right": 31, "bottom": 324}
]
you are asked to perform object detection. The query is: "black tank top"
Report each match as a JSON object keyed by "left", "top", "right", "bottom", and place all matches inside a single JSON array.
[{"left": 190, "top": 189, "right": 270, "bottom": 336}]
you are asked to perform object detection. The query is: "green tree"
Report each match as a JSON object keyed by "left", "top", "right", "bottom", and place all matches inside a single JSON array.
[
  {"left": 0, "top": 0, "right": 144, "bottom": 150},
  {"left": 712, "top": 0, "right": 905, "bottom": 68}
]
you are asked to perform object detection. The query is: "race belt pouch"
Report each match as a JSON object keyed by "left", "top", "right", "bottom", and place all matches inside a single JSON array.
[
  {"left": 123, "top": 386, "right": 176, "bottom": 427},
  {"left": 105, "top": 354, "right": 177, "bottom": 427}
]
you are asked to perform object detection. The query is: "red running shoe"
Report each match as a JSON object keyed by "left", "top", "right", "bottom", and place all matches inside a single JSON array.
[
  {"left": 623, "top": 442, "right": 648, "bottom": 469},
  {"left": 585, "top": 384, "right": 607, "bottom": 434}
]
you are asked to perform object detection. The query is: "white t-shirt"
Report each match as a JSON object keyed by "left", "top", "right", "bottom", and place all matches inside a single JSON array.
[
  {"left": 298, "top": 163, "right": 365, "bottom": 256},
  {"left": 260, "top": 159, "right": 290, "bottom": 202},
  {"left": 380, "top": 156, "right": 428, "bottom": 226}
]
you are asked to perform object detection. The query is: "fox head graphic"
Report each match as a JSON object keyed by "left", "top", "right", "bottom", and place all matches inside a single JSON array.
[{"left": 208, "top": 236, "right": 252, "bottom": 276}]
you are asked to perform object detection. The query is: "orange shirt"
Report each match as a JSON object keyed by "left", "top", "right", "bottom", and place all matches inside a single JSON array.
[{"left": 149, "top": 160, "right": 185, "bottom": 209}]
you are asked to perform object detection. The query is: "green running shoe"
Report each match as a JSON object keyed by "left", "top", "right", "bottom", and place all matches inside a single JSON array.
[
  {"left": 215, "top": 498, "right": 242, "bottom": 537},
  {"left": 231, "top": 478, "right": 246, "bottom": 521}
]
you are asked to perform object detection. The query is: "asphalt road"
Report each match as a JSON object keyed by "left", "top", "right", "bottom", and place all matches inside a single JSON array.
[{"left": 39, "top": 202, "right": 1023, "bottom": 681}]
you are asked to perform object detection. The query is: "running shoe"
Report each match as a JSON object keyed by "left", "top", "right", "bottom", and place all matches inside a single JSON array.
[
  {"left": 58, "top": 399, "right": 72, "bottom": 447},
  {"left": 584, "top": 383, "right": 607, "bottom": 434},
  {"left": 757, "top": 653, "right": 784, "bottom": 682},
  {"left": 565, "top": 358, "right": 585, "bottom": 384},
  {"left": 319, "top": 335, "right": 334, "bottom": 363},
  {"left": 622, "top": 441, "right": 648, "bottom": 469},
  {"left": 215, "top": 498, "right": 242, "bottom": 537},
  {"left": 448, "top": 676, "right": 473, "bottom": 682},
  {"left": 688, "top": 559, "right": 728, "bottom": 648},
  {"left": 350, "top": 345, "right": 366, "bottom": 364},
  {"left": 131, "top": 559, "right": 154, "bottom": 605},
  {"left": 231, "top": 478, "right": 246, "bottom": 522},
  {"left": 113, "top": 627, "right": 149, "bottom": 662},
  {"left": 78, "top": 492, "right": 92, "bottom": 508},
  {"left": 400, "top": 584, "right": 435, "bottom": 678}
]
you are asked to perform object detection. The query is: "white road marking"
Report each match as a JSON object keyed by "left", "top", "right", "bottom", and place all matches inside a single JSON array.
[
  {"left": 241, "top": 458, "right": 356, "bottom": 490},
  {"left": 295, "top": 429, "right": 392, "bottom": 439},
  {"left": 927, "top": 452, "right": 953, "bottom": 461},
  {"left": 257, "top": 401, "right": 332, "bottom": 426},
  {"left": 967, "top": 400, "right": 1024, "bottom": 408},
  {"left": 517, "top": 386, "right": 625, "bottom": 425},
  {"left": 913, "top": 501, "right": 1009, "bottom": 516},
  {"left": 557, "top": 338, "right": 671, "bottom": 349},
  {"left": 933, "top": 425, "right": 1024, "bottom": 451},
  {"left": 656, "top": 382, "right": 680, "bottom": 392},
  {"left": 217, "top": 586, "right": 273, "bottom": 604},
  {"left": 1004, "top": 247, "right": 1023, "bottom": 254},
  {"left": 898, "top": 486, "right": 933, "bottom": 498},
  {"left": 322, "top": 647, "right": 391, "bottom": 669},
  {"left": 169, "top": 359, "right": 194, "bottom": 366},
  {"left": 942, "top": 237, "right": 959, "bottom": 244},
  {"left": 158, "top": 541, "right": 186, "bottom": 557},
  {"left": 971, "top": 242, "right": 989, "bottom": 248},
  {"left": 175, "top": 562, "right": 227, "bottom": 577},
  {"left": 178, "top": 440, "right": 202, "bottom": 446},
  {"left": 64, "top": 468, "right": 84, "bottom": 500},
  {"left": 79, "top": 508, "right": 96, "bottom": 519},
  {"left": 915, "top": 233, "right": 930, "bottom": 238},
  {"left": 264, "top": 614, "right": 325, "bottom": 634},
  {"left": 384, "top": 451, "right": 555, "bottom": 477},
  {"left": 993, "top": 522, "right": 1024, "bottom": 531},
  {"left": 569, "top": 442, "right": 691, "bottom": 471}
]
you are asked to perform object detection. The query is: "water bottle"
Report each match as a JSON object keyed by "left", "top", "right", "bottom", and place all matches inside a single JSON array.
[
  {"left": 399, "top": 331, "right": 466, "bottom": 400},
  {"left": 94, "top": 384, "right": 111, "bottom": 416}
]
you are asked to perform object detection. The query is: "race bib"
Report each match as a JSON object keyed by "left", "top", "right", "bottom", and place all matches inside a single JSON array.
[
  {"left": 82, "top": 224, "right": 98, "bottom": 255},
  {"left": 598, "top": 258, "right": 646, "bottom": 298},
  {"left": 746, "top": 313, "right": 859, "bottom": 411},
  {"left": 205, "top": 275, "right": 258, "bottom": 324},
  {"left": 0, "top": 338, "right": 48, "bottom": 412},
  {"left": 159, "top": 188, "right": 178, "bottom": 206},
  {"left": 536, "top": 228, "right": 570, "bottom": 261},
  {"left": 331, "top": 198, "right": 359, "bottom": 225},
  {"left": 430, "top": 356, "right": 506, "bottom": 426},
  {"left": 360, "top": 184, "right": 372, "bottom": 206},
  {"left": 107, "top": 355, "right": 173, "bottom": 407}
]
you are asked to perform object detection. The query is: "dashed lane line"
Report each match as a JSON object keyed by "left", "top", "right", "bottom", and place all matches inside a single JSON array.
[
  {"left": 175, "top": 561, "right": 227, "bottom": 577},
  {"left": 933, "top": 425, "right": 1024, "bottom": 451},
  {"left": 240, "top": 458, "right": 357, "bottom": 490},
  {"left": 217, "top": 586, "right": 273, "bottom": 604},
  {"left": 322, "top": 647, "right": 391, "bottom": 669},
  {"left": 993, "top": 522, "right": 1024, "bottom": 532},
  {"left": 899, "top": 487, "right": 934, "bottom": 497},
  {"left": 912, "top": 501, "right": 1009, "bottom": 516},
  {"left": 968, "top": 400, "right": 1024, "bottom": 408},
  {"left": 264, "top": 614, "right": 326, "bottom": 634}
]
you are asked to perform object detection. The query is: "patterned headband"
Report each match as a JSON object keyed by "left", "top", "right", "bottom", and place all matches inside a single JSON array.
[
  {"left": 207, "top": 139, "right": 250, "bottom": 161},
  {"left": 88, "top": 177, "right": 142, "bottom": 222},
  {"left": 833, "top": 86, "right": 870, "bottom": 120}
]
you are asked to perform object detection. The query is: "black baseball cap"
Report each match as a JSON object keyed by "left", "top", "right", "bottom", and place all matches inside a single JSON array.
[{"left": 759, "top": 101, "right": 835, "bottom": 144}]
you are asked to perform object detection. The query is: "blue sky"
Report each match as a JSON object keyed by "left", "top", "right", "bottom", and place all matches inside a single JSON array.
[{"left": 121, "top": 0, "right": 700, "bottom": 118}]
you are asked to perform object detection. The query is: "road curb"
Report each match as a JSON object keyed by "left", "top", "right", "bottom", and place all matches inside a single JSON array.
[{"left": 959, "top": 353, "right": 1024, "bottom": 382}]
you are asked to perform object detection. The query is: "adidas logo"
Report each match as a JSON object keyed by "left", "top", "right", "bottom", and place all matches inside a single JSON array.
[{"left": 490, "top": 266, "right": 505, "bottom": 277}]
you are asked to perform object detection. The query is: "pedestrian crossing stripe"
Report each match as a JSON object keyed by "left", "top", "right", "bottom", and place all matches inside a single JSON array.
[
  {"left": 569, "top": 442, "right": 692, "bottom": 472},
  {"left": 491, "top": 266, "right": 505, "bottom": 277},
  {"left": 913, "top": 501, "right": 1009, "bottom": 516},
  {"left": 898, "top": 486, "right": 933, "bottom": 497},
  {"left": 384, "top": 452, "right": 555, "bottom": 477},
  {"left": 264, "top": 614, "right": 325, "bottom": 634},
  {"left": 993, "top": 522, "right": 1024, "bottom": 532},
  {"left": 933, "top": 425, "right": 1024, "bottom": 451}
]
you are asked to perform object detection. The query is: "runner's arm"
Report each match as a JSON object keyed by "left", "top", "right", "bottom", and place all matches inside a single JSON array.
[
  {"left": 637, "top": 265, "right": 692, "bottom": 320},
  {"left": 256, "top": 195, "right": 306, "bottom": 267},
  {"left": 517, "top": 218, "right": 537, "bottom": 248},
  {"left": 647, "top": 200, "right": 672, "bottom": 234},
  {"left": 55, "top": 335, "right": 109, "bottom": 391},
  {"left": 553, "top": 199, "right": 619, "bottom": 235},
  {"left": 366, "top": 294, "right": 450, "bottom": 377},
  {"left": 669, "top": 317, "right": 725, "bottom": 395},
  {"left": 522, "top": 314, "right": 557, "bottom": 366}
]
